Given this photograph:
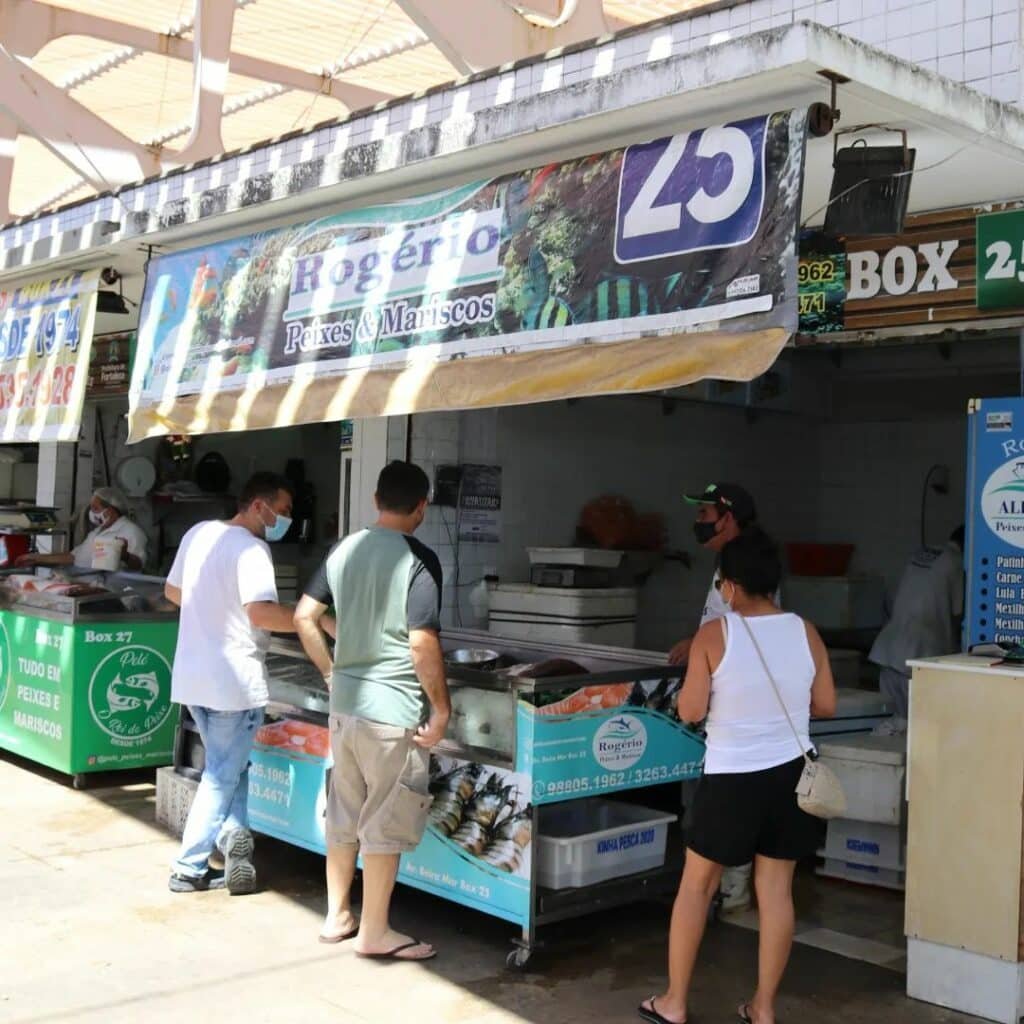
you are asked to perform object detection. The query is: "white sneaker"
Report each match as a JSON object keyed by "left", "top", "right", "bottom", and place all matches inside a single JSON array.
[{"left": 720, "top": 863, "right": 753, "bottom": 913}]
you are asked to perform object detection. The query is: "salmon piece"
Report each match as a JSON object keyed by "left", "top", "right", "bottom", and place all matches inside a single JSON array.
[
  {"left": 255, "top": 719, "right": 330, "bottom": 758},
  {"left": 537, "top": 683, "right": 634, "bottom": 716}
]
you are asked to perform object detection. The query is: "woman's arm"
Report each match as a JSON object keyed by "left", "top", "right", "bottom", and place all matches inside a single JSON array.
[
  {"left": 806, "top": 621, "right": 837, "bottom": 718},
  {"left": 676, "top": 622, "right": 721, "bottom": 724}
]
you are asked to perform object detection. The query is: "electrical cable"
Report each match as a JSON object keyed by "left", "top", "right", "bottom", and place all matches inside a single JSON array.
[{"left": 289, "top": 0, "right": 390, "bottom": 130}]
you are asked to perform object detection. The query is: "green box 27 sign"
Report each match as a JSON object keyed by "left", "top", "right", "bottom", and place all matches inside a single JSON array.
[{"left": 977, "top": 209, "right": 1024, "bottom": 310}]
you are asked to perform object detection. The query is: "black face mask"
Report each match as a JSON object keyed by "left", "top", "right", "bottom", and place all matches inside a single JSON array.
[{"left": 693, "top": 520, "right": 719, "bottom": 546}]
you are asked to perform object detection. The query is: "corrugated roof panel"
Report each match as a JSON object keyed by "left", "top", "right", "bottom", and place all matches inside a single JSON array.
[{"left": 219, "top": 89, "right": 349, "bottom": 151}]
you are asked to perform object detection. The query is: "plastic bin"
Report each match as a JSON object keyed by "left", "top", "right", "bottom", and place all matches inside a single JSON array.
[
  {"left": 785, "top": 542, "right": 854, "bottom": 576},
  {"left": 536, "top": 798, "right": 677, "bottom": 890},
  {"left": 155, "top": 765, "right": 197, "bottom": 838},
  {"left": 818, "top": 857, "right": 905, "bottom": 891},
  {"left": 823, "top": 818, "right": 905, "bottom": 870}
]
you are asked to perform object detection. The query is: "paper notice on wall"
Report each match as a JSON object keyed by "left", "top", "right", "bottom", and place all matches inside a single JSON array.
[{"left": 459, "top": 464, "right": 501, "bottom": 544}]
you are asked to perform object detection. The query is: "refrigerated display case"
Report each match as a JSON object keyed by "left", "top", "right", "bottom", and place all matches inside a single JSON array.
[{"left": 0, "top": 571, "right": 179, "bottom": 787}]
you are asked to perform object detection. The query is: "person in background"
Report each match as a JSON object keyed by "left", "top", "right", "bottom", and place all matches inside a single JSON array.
[
  {"left": 294, "top": 460, "right": 449, "bottom": 961},
  {"left": 669, "top": 481, "right": 772, "bottom": 914},
  {"left": 869, "top": 525, "right": 965, "bottom": 730},
  {"left": 640, "top": 529, "right": 836, "bottom": 1024},
  {"left": 165, "top": 472, "right": 298, "bottom": 895},
  {"left": 17, "top": 486, "right": 148, "bottom": 571}
]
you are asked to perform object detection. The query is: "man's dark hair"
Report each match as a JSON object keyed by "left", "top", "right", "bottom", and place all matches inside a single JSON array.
[
  {"left": 238, "top": 471, "right": 293, "bottom": 511},
  {"left": 951, "top": 524, "right": 965, "bottom": 549},
  {"left": 719, "top": 527, "right": 782, "bottom": 599},
  {"left": 376, "top": 460, "right": 430, "bottom": 514}
]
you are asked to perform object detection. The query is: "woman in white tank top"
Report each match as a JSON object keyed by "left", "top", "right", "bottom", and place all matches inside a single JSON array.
[{"left": 641, "top": 530, "right": 836, "bottom": 1024}]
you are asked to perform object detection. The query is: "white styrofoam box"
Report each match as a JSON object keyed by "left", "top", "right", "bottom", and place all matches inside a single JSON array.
[
  {"left": 817, "top": 733, "right": 906, "bottom": 824},
  {"left": 526, "top": 547, "right": 624, "bottom": 568},
  {"left": 817, "top": 857, "right": 905, "bottom": 890},
  {"left": 828, "top": 648, "right": 862, "bottom": 688},
  {"left": 537, "top": 798, "right": 677, "bottom": 890},
  {"left": 810, "top": 688, "right": 892, "bottom": 739},
  {"left": 908, "top": 937, "right": 1024, "bottom": 1024},
  {"left": 489, "top": 584, "right": 637, "bottom": 647},
  {"left": 782, "top": 574, "right": 886, "bottom": 630},
  {"left": 155, "top": 766, "right": 197, "bottom": 838},
  {"left": 824, "top": 818, "right": 905, "bottom": 870}
]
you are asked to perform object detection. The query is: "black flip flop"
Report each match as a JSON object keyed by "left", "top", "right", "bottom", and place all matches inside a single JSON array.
[
  {"left": 738, "top": 1004, "right": 753, "bottom": 1024},
  {"left": 317, "top": 925, "right": 359, "bottom": 944},
  {"left": 638, "top": 996, "right": 685, "bottom": 1024},
  {"left": 356, "top": 939, "right": 437, "bottom": 962}
]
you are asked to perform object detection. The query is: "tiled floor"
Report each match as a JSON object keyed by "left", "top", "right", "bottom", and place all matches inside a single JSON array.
[{"left": 728, "top": 868, "right": 908, "bottom": 972}]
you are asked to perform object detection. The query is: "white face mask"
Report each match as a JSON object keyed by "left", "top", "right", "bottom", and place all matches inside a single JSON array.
[{"left": 88, "top": 508, "right": 106, "bottom": 528}]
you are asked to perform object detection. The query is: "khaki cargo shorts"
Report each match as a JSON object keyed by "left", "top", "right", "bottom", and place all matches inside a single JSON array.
[{"left": 326, "top": 713, "right": 432, "bottom": 855}]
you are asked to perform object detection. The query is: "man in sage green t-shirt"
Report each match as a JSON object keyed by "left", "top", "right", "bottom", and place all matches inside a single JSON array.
[{"left": 294, "top": 460, "right": 450, "bottom": 961}]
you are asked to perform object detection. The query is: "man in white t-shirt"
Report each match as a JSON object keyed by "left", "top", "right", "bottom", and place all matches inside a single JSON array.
[
  {"left": 670, "top": 482, "right": 766, "bottom": 914},
  {"left": 18, "top": 486, "right": 148, "bottom": 571},
  {"left": 165, "top": 472, "right": 297, "bottom": 895}
]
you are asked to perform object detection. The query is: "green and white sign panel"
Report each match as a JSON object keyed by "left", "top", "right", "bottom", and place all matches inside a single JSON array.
[
  {"left": 0, "top": 611, "right": 178, "bottom": 775},
  {"left": 977, "top": 209, "right": 1024, "bottom": 310}
]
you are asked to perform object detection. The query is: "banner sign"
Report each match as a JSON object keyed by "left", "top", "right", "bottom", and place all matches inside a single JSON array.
[
  {"left": 0, "top": 270, "right": 99, "bottom": 441},
  {"left": 977, "top": 209, "right": 1024, "bottom": 310},
  {"left": 965, "top": 397, "right": 1024, "bottom": 649},
  {"left": 87, "top": 331, "right": 134, "bottom": 398},
  {"left": 130, "top": 110, "right": 806, "bottom": 436},
  {"left": 799, "top": 204, "right": 1024, "bottom": 336}
]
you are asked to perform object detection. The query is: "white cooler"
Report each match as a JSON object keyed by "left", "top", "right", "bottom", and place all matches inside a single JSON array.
[
  {"left": 487, "top": 583, "right": 637, "bottom": 647},
  {"left": 816, "top": 732, "right": 906, "bottom": 825}
]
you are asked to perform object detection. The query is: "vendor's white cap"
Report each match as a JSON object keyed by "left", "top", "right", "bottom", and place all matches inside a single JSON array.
[{"left": 93, "top": 486, "right": 130, "bottom": 513}]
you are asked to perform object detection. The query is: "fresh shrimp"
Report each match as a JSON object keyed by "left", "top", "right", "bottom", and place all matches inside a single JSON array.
[{"left": 480, "top": 807, "right": 533, "bottom": 872}]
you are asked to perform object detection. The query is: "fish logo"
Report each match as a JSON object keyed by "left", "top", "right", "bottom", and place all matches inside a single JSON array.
[
  {"left": 593, "top": 714, "right": 648, "bottom": 771},
  {"left": 88, "top": 646, "right": 172, "bottom": 744},
  {"left": 982, "top": 457, "right": 1024, "bottom": 550}
]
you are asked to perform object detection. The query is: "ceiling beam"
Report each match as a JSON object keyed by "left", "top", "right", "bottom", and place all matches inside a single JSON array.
[
  {"left": 8, "top": 0, "right": 394, "bottom": 107},
  {"left": 0, "top": 46, "right": 159, "bottom": 190},
  {"left": 176, "top": 0, "right": 237, "bottom": 164},
  {"left": 394, "top": 0, "right": 615, "bottom": 73}
]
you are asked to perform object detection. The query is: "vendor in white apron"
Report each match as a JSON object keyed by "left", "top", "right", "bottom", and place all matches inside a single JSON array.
[
  {"left": 670, "top": 482, "right": 774, "bottom": 914},
  {"left": 17, "top": 486, "right": 148, "bottom": 572},
  {"left": 869, "top": 525, "right": 965, "bottom": 730}
]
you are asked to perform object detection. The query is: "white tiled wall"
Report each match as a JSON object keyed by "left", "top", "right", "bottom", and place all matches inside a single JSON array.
[
  {"left": 393, "top": 339, "right": 1017, "bottom": 650},
  {"left": 676, "top": 0, "right": 1023, "bottom": 102}
]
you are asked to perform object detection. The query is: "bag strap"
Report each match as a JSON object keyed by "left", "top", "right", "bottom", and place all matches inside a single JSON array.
[{"left": 735, "top": 614, "right": 813, "bottom": 766}]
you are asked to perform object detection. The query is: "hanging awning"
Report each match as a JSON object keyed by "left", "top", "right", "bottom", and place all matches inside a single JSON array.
[
  {"left": 0, "top": 269, "right": 100, "bottom": 442},
  {"left": 128, "top": 107, "right": 809, "bottom": 439}
]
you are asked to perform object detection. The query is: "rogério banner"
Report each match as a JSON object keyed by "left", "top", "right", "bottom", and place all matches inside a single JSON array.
[{"left": 129, "top": 110, "right": 807, "bottom": 438}]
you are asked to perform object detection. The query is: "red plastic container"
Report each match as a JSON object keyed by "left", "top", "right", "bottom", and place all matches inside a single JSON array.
[
  {"left": 785, "top": 542, "right": 854, "bottom": 577},
  {"left": 0, "top": 532, "right": 30, "bottom": 568}
]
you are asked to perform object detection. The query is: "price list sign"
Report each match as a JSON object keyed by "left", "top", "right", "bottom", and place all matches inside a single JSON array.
[
  {"left": 965, "top": 398, "right": 1024, "bottom": 648},
  {"left": 0, "top": 270, "right": 100, "bottom": 441}
]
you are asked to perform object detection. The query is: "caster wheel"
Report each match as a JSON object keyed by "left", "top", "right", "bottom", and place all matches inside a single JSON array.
[
  {"left": 506, "top": 947, "right": 532, "bottom": 970},
  {"left": 72, "top": 774, "right": 87, "bottom": 791}
]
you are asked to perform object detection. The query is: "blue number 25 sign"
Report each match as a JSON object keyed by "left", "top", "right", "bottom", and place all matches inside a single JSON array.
[{"left": 614, "top": 116, "right": 768, "bottom": 264}]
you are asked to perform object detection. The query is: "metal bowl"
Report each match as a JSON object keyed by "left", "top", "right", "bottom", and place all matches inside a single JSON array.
[{"left": 445, "top": 647, "right": 501, "bottom": 671}]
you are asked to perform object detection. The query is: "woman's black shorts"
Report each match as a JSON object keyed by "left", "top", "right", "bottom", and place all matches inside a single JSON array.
[{"left": 687, "top": 756, "right": 823, "bottom": 866}]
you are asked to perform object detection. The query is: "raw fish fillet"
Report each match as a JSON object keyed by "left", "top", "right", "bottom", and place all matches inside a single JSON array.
[
  {"left": 255, "top": 718, "right": 330, "bottom": 758},
  {"left": 536, "top": 683, "right": 634, "bottom": 716}
]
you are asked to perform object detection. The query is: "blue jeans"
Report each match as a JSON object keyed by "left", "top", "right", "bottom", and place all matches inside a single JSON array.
[{"left": 173, "top": 706, "right": 264, "bottom": 878}]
